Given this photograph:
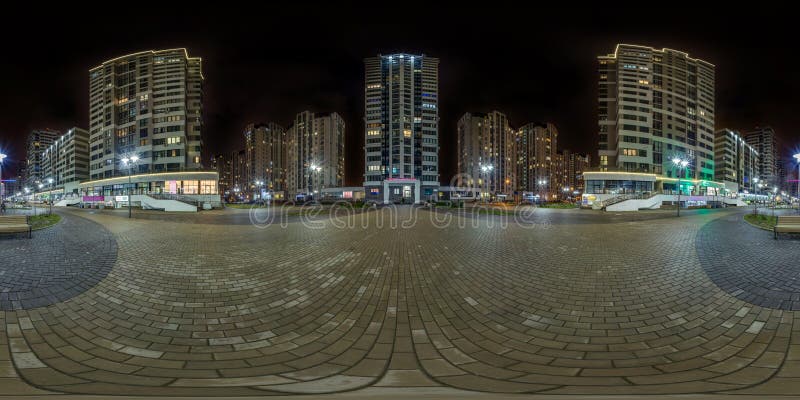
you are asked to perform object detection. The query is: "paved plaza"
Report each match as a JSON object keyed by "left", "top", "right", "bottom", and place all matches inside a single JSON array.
[{"left": 1, "top": 206, "right": 800, "bottom": 398}]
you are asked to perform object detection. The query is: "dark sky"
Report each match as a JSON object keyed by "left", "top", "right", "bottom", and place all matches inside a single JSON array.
[{"left": 1, "top": 5, "right": 798, "bottom": 184}]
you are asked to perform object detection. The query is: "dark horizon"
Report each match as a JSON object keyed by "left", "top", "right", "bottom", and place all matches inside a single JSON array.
[{"left": 1, "top": 5, "right": 798, "bottom": 185}]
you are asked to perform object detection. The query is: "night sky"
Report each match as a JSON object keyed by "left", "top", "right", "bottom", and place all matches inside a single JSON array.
[{"left": 1, "top": 5, "right": 798, "bottom": 184}]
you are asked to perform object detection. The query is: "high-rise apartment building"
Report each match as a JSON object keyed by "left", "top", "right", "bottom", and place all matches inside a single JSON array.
[
  {"left": 88, "top": 48, "right": 203, "bottom": 180},
  {"left": 598, "top": 44, "right": 715, "bottom": 183},
  {"left": 41, "top": 128, "right": 90, "bottom": 192},
  {"left": 25, "top": 129, "right": 60, "bottom": 186},
  {"left": 211, "top": 153, "right": 234, "bottom": 196},
  {"left": 363, "top": 53, "right": 439, "bottom": 204},
  {"left": 745, "top": 126, "right": 779, "bottom": 187},
  {"left": 286, "top": 111, "right": 345, "bottom": 198},
  {"left": 456, "top": 111, "right": 515, "bottom": 196},
  {"left": 244, "top": 122, "right": 285, "bottom": 199},
  {"left": 714, "top": 129, "right": 759, "bottom": 193},
  {"left": 516, "top": 122, "right": 558, "bottom": 197}
]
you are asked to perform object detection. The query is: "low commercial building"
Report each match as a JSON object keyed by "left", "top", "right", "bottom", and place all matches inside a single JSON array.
[
  {"left": 581, "top": 171, "right": 729, "bottom": 210},
  {"left": 78, "top": 170, "right": 221, "bottom": 210}
]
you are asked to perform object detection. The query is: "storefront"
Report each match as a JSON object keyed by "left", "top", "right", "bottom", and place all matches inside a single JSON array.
[{"left": 79, "top": 171, "right": 219, "bottom": 197}]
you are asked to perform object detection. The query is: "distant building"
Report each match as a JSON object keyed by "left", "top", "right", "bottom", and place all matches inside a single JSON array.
[
  {"left": 363, "top": 53, "right": 440, "bottom": 204},
  {"left": 570, "top": 153, "right": 591, "bottom": 192},
  {"left": 211, "top": 153, "right": 234, "bottom": 196},
  {"left": 244, "top": 122, "right": 285, "bottom": 200},
  {"left": 456, "top": 111, "right": 515, "bottom": 197},
  {"left": 597, "top": 44, "right": 715, "bottom": 186},
  {"left": 286, "top": 111, "right": 345, "bottom": 199},
  {"left": 745, "top": 126, "right": 779, "bottom": 187},
  {"left": 714, "top": 129, "right": 759, "bottom": 193},
  {"left": 88, "top": 48, "right": 203, "bottom": 180},
  {"left": 516, "top": 122, "right": 558, "bottom": 198},
  {"left": 25, "top": 129, "right": 60, "bottom": 186},
  {"left": 41, "top": 127, "right": 90, "bottom": 195}
]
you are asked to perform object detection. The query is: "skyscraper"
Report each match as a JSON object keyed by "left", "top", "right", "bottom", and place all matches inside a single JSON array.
[
  {"left": 363, "top": 53, "right": 439, "bottom": 204},
  {"left": 457, "top": 111, "right": 515, "bottom": 197},
  {"left": 745, "top": 126, "right": 779, "bottom": 187},
  {"left": 244, "top": 122, "right": 286, "bottom": 199},
  {"left": 286, "top": 111, "right": 345, "bottom": 199},
  {"left": 88, "top": 48, "right": 203, "bottom": 180},
  {"left": 25, "top": 129, "right": 60, "bottom": 186},
  {"left": 598, "top": 44, "right": 715, "bottom": 183}
]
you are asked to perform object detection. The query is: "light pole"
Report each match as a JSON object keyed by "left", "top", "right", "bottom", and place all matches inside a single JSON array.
[
  {"left": 0, "top": 153, "right": 6, "bottom": 203},
  {"left": 480, "top": 165, "right": 494, "bottom": 203},
  {"left": 121, "top": 155, "right": 139, "bottom": 219},
  {"left": 672, "top": 157, "right": 689, "bottom": 217},
  {"left": 537, "top": 179, "right": 547, "bottom": 205},
  {"left": 794, "top": 153, "right": 800, "bottom": 213},
  {"left": 47, "top": 178, "right": 54, "bottom": 215},
  {"left": 309, "top": 164, "right": 322, "bottom": 202}
]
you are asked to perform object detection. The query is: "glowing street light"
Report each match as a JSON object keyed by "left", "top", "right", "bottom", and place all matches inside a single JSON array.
[
  {"left": 672, "top": 157, "right": 689, "bottom": 217},
  {"left": 480, "top": 165, "right": 494, "bottom": 202},
  {"left": 0, "top": 152, "right": 6, "bottom": 202},
  {"left": 121, "top": 155, "right": 140, "bottom": 219}
]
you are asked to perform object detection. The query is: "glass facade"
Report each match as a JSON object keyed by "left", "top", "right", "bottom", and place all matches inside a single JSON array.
[{"left": 585, "top": 179, "right": 654, "bottom": 194}]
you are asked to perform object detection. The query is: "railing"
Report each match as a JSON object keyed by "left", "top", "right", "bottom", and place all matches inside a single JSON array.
[{"left": 147, "top": 193, "right": 200, "bottom": 207}]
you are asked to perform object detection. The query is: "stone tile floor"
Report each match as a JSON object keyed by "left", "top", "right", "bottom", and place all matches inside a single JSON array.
[{"left": 1, "top": 206, "right": 799, "bottom": 397}]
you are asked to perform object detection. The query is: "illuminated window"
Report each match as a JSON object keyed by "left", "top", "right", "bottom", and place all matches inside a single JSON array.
[{"left": 403, "top": 129, "right": 412, "bottom": 138}]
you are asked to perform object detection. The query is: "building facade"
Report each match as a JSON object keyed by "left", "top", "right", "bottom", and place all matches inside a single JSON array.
[
  {"left": 516, "top": 122, "right": 559, "bottom": 198},
  {"left": 25, "top": 129, "right": 60, "bottom": 186},
  {"left": 714, "top": 129, "right": 759, "bottom": 193},
  {"left": 88, "top": 48, "right": 203, "bottom": 180},
  {"left": 456, "top": 111, "right": 515, "bottom": 197},
  {"left": 363, "top": 53, "right": 440, "bottom": 204},
  {"left": 41, "top": 127, "right": 90, "bottom": 193},
  {"left": 598, "top": 44, "right": 715, "bottom": 184},
  {"left": 211, "top": 153, "right": 234, "bottom": 196},
  {"left": 286, "top": 111, "right": 345, "bottom": 198},
  {"left": 244, "top": 122, "right": 286, "bottom": 199},
  {"left": 744, "top": 126, "right": 779, "bottom": 188}
]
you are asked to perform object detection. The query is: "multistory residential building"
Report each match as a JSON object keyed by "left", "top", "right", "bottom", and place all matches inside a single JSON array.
[
  {"left": 244, "top": 122, "right": 285, "bottom": 199},
  {"left": 25, "top": 129, "right": 60, "bottom": 186},
  {"left": 41, "top": 128, "right": 90, "bottom": 193},
  {"left": 456, "top": 111, "right": 515, "bottom": 197},
  {"left": 286, "top": 111, "right": 345, "bottom": 198},
  {"left": 88, "top": 48, "right": 203, "bottom": 180},
  {"left": 363, "top": 53, "right": 439, "bottom": 203},
  {"left": 714, "top": 129, "right": 759, "bottom": 193},
  {"left": 598, "top": 44, "right": 715, "bottom": 186}
]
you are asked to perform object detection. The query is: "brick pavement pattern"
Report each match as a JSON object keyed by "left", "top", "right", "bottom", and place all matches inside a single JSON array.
[{"left": 1, "top": 207, "right": 799, "bottom": 396}]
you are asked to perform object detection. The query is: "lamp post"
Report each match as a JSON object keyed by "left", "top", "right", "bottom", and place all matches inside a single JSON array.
[
  {"left": 0, "top": 153, "right": 6, "bottom": 202},
  {"left": 121, "top": 155, "right": 139, "bottom": 219},
  {"left": 537, "top": 179, "right": 547, "bottom": 205},
  {"left": 309, "top": 164, "right": 322, "bottom": 202},
  {"left": 671, "top": 157, "right": 689, "bottom": 217},
  {"left": 480, "top": 165, "right": 494, "bottom": 203},
  {"left": 47, "top": 178, "right": 54, "bottom": 215},
  {"left": 794, "top": 153, "right": 800, "bottom": 213}
]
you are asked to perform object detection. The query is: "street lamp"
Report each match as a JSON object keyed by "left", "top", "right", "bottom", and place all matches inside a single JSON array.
[
  {"left": 0, "top": 153, "right": 6, "bottom": 202},
  {"left": 672, "top": 157, "right": 689, "bottom": 217},
  {"left": 537, "top": 179, "right": 547, "bottom": 204},
  {"left": 480, "top": 165, "right": 494, "bottom": 203},
  {"left": 794, "top": 153, "right": 800, "bottom": 213},
  {"left": 121, "top": 155, "right": 139, "bottom": 219},
  {"left": 47, "top": 177, "right": 54, "bottom": 215},
  {"left": 309, "top": 164, "right": 322, "bottom": 202}
]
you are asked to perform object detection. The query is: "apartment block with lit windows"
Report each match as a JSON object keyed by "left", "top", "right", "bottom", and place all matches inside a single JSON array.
[
  {"left": 515, "top": 122, "right": 559, "bottom": 198},
  {"left": 88, "top": 48, "right": 203, "bottom": 180},
  {"left": 714, "top": 129, "right": 759, "bottom": 193},
  {"left": 363, "top": 53, "right": 440, "bottom": 204},
  {"left": 244, "top": 122, "right": 286, "bottom": 199},
  {"left": 41, "top": 128, "right": 90, "bottom": 192},
  {"left": 598, "top": 44, "right": 715, "bottom": 182},
  {"left": 286, "top": 111, "right": 345, "bottom": 198},
  {"left": 456, "top": 111, "right": 515, "bottom": 196},
  {"left": 744, "top": 126, "right": 780, "bottom": 187},
  {"left": 25, "top": 129, "right": 60, "bottom": 186}
]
